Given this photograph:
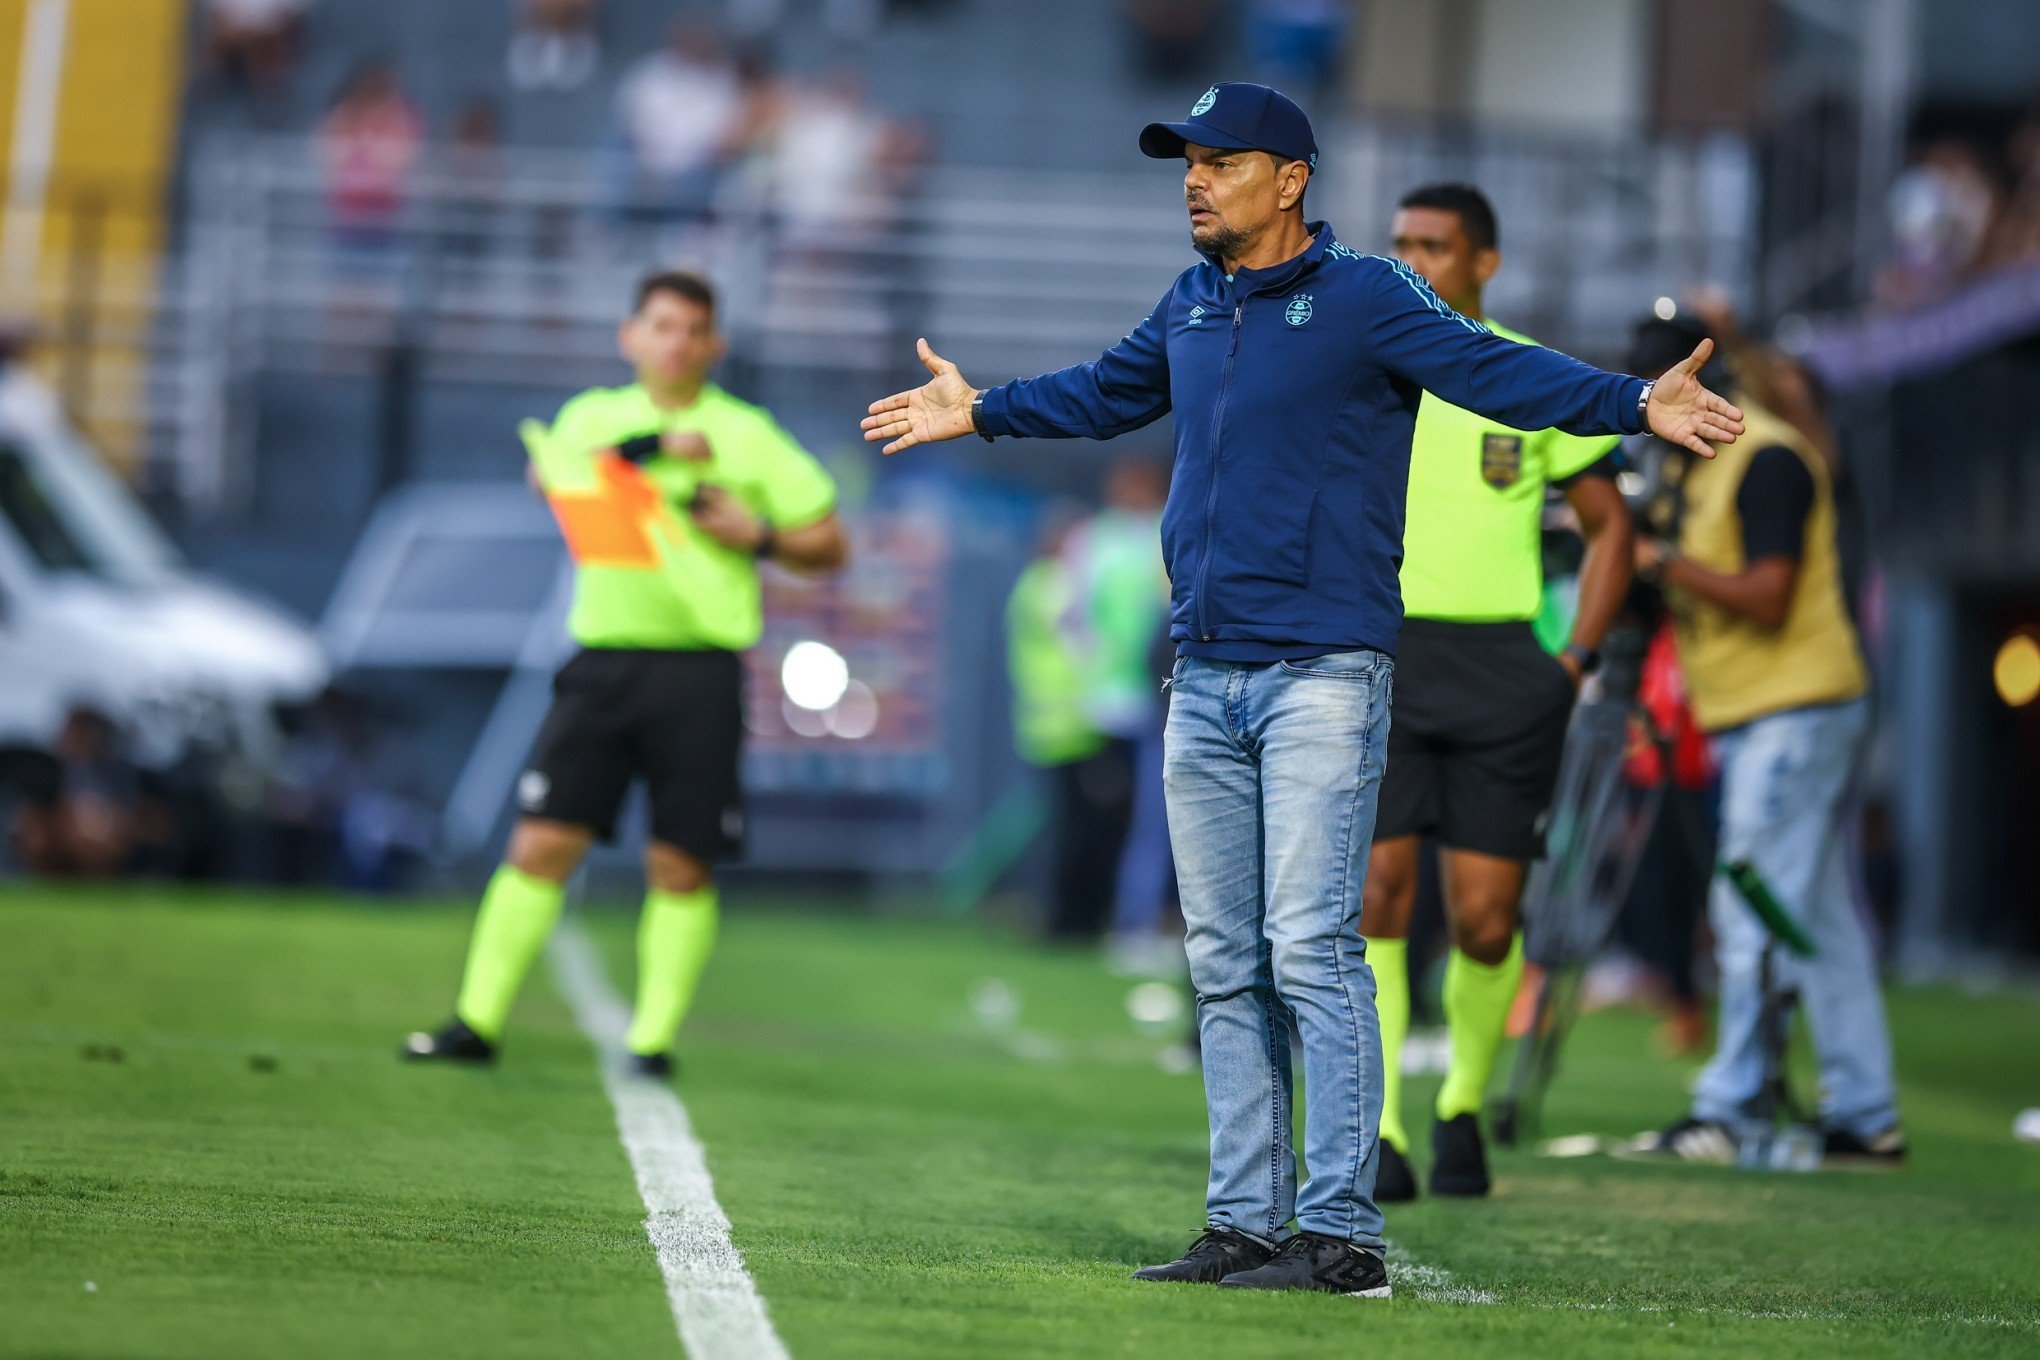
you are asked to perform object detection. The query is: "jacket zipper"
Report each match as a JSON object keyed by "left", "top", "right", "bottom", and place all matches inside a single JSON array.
[{"left": 1193, "top": 299, "right": 1246, "bottom": 642}]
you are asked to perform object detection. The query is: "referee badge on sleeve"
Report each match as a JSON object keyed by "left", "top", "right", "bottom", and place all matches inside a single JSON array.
[{"left": 1481, "top": 433, "right": 1524, "bottom": 489}]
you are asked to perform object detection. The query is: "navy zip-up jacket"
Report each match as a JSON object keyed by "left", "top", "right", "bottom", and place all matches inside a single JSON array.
[{"left": 976, "top": 222, "right": 1649, "bottom": 660}]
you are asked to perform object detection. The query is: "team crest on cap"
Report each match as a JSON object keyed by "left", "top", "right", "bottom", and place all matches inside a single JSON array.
[
  {"left": 1192, "top": 87, "right": 1218, "bottom": 116},
  {"left": 1285, "top": 294, "right": 1314, "bottom": 326}
]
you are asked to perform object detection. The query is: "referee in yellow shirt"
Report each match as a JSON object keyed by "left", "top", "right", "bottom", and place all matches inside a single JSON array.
[
  {"left": 406, "top": 270, "right": 848, "bottom": 1076},
  {"left": 1360, "top": 185, "right": 1636, "bottom": 1200}
]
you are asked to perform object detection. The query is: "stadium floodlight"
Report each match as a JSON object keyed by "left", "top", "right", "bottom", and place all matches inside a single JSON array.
[{"left": 781, "top": 640, "right": 850, "bottom": 711}]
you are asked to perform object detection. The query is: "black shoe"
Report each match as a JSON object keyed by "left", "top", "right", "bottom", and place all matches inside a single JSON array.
[
  {"left": 628, "top": 1051, "right": 676, "bottom": 1080},
  {"left": 1429, "top": 1112, "right": 1491, "bottom": 1197},
  {"left": 1822, "top": 1125, "right": 1907, "bottom": 1169},
  {"left": 1619, "top": 1115, "right": 1737, "bottom": 1163},
  {"left": 1376, "top": 1138, "right": 1418, "bottom": 1203},
  {"left": 1218, "top": 1230, "right": 1392, "bottom": 1297},
  {"left": 402, "top": 1018, "right": 496, "bottom": 1065},
  {"left": 1131, "top": 1227, "right": 1274, "bottom": 1284}
]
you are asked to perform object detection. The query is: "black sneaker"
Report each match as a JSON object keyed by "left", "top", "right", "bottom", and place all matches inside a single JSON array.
[
  {"left": 1131, "top": 1227, "right": 1274, "bottom": 1284},
  {"left": 1822, "top": 1126, "right": 1907, "bottom": 1169},
  {"left": 1376, "top": 1138, "right": 1418, "bottom": 1203},
  {"left": 402, "top": 1018, "right": 496, "bottom": 1065},
  {"left": 1620, "top": 1115, "right": 1736, "bottom": 1163},
  {"left": 629, "top": 1051, "right": 677, "bottom": 1081},
  {"left": 1429, "top": 1112, "right": 1491, "bottom": 1197},
  {"left": 1218, "top": 1230, "right": 1392, "bottom": 1298}
]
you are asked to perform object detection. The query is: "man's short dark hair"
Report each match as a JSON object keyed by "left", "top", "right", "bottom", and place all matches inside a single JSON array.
[
  {"left": 1397, "top": 182, "right": 1498, "bottom": 252},
  {"left": 633, "top": 270, "right": 716, "bottom": 317}
]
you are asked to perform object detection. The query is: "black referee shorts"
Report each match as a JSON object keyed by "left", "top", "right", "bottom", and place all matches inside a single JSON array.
[
  {"left": 514, "top": 648, "right": 746, "bottom": 862},
  {"left": 1376, "top": 619, "right": 1576, "bottom": 861}
]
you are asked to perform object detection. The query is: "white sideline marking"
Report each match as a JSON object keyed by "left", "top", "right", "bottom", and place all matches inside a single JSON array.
[
  {"left": 550, "top": 922, "right": 791, "bottom": 1360},
  {"left": 1386, "top": 1243, "right": 1498, "bottom": 1305}
]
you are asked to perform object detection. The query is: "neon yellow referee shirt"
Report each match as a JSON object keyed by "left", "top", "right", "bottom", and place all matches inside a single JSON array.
[
  {"left": 1400, "top": 321, "right": 1619, "bottom": 622},
  {"left": 521, "top": 383, "right": 837, "bottom": 652}
]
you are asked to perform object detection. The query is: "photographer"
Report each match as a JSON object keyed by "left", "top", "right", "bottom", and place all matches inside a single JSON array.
[{"left": 1624, "top": 316, "right": 1904, "bottom": 1167}]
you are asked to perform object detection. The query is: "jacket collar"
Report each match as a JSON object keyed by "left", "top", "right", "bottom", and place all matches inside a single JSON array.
[{"left": 1202, "top": 220, "right": 1334, "bottom": 295}]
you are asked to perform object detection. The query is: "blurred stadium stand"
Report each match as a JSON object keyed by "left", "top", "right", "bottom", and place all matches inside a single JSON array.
[{"left": 3, "top": 0, "right": 2036, "bottom": 961}]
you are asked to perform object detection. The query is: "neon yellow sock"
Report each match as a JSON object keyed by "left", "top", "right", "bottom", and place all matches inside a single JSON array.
[
  {"left": 626, "top": 886, "right": 719, "bottom": 1057},
  {"left": 455, "top": 866, "right": 566, "bottom": 1041},
  {"left": 1367, "top": 936, "right": 1410, "bottom": 1152},
  {"left": 1437, "top": 933, "right": 1525, "bottom": 1119}
]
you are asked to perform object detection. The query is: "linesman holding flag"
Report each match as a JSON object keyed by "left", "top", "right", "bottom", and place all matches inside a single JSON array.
[
  {"left": 862, "top": 83, "right": 1740, "bottom": 1295},
  {"left": 407, "top": 271, "right": 847, "bottom": 1077}
]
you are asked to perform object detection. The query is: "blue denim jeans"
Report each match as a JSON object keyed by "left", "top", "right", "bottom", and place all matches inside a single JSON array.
[
  {"left": 1163, "top": 650, "right": 1393, "bottom": 1248},
  {"left": 1691, "top": 697, "right": 1900, "bottom": 1138}
]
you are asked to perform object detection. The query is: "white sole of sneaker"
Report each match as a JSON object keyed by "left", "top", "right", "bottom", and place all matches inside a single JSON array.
[{"left": 1345, "top": 1286, "right": 1394, "bottom": 1299}]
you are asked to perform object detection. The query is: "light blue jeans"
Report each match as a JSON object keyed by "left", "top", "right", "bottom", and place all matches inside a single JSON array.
[
  {"left": 1163, "top": 650, "right": 1392, "bottom": 1249},
  {"left": 1692, "top": 697, "right": 1900, "bottom": 1138}
]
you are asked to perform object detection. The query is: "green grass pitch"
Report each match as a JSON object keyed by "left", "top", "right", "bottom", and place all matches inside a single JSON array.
[{"left": 3, "top": 885, "right": 2036, "bottom": 1358}]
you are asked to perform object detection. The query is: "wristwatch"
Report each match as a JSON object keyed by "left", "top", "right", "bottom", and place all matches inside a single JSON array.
[
  {"left": 1636, "top": 379, "right": 1657, "bottom": 425},
  {"left": 970, "top": 391, "right": 994, "bottom": 441},
  {"left": 1562, "top": 642, "right": 1601, "bottom": 676}
]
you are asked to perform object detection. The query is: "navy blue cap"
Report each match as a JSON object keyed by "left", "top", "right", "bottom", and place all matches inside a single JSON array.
[{"left": 1139, "top": 82, "right": 1318, "bottom": 168}]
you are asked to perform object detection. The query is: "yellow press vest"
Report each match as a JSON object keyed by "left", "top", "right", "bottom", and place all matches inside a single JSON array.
[{"left": 1671, "top": 402, "right": 1868, "bottom": 732}]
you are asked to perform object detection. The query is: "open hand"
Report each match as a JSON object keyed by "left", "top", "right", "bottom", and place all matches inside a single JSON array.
[
  {"left": 860, "top": 338, "right": 978, "bottom": 455},
  {"left": 1646, "top": 339, "right": 1744, "bottom": 457}
]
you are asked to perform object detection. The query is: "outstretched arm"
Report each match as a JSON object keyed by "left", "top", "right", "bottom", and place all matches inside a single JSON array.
[
  {"left": 861, "top": 293, "right": 1173, "bottom": 453},
  {"left": 1364, "top": 258, "right": 1743, "bottom": 454}
]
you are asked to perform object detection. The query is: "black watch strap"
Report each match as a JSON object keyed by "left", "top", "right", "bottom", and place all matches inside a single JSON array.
[
  {"left": 1563, "top": 642, "right": 1601, "bottom": 675},
  {"left": 971, "top": 391, "right": 994, "bottom": 442}
]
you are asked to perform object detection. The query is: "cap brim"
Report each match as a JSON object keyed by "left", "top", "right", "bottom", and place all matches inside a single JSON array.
[{"left": 1138, "top": 120, "right": 1258, "bottom": 159}]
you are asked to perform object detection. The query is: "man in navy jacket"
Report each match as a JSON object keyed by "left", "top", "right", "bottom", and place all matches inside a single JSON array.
[{"left": 864, "top": 82, "right": 1741, "bottom": 1296}]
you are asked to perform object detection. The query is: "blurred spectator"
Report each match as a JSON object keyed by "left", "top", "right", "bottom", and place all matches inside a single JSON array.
[
  {"left": 1614, "top": 621, "right": 1717, "bottom": 1056},
  {"left": 1120, "top": 0, "right": 1225, "bottom": 82},
  {"left": 1006, "top": 511, "right": 1136, "bottom": 943},
  {"left": 1064, "top": 456, "right": 1176, "bottom": 973},
  {"left": 770, "top": 71, "right": 922, "bottom": 247},
  {"left": 615, "top": 25, "right": 745, "bottom": 216},
  {"left": 1628, "top": 316, "right": 1903, "bottom": 1162},
  {"left": 507, "top": 0, "right": 601, "bottom": 93},
  {"left": 450, "top": 99, "right": 504, "bottom": 179},
  {"left": 5, "top": 707, "right": 156, "bottom": 878},
  {"left": 317, "top": 62, "right": 424, "bottom": 251},
  {"left": 1247, "top": 0, "right": 1349, "bottom": 104},
  {"left": 1880, "top": 139, "right": 2001, "bottom": 305},
  {"left": 200, "top": 0, "right": 311, "bottom": 119},
  {"left": 1993, "top": 92, "right": 2040, "bottom": 266},
  {"left": 445, "top": 100, "right": 505, "bottom": 269}
]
